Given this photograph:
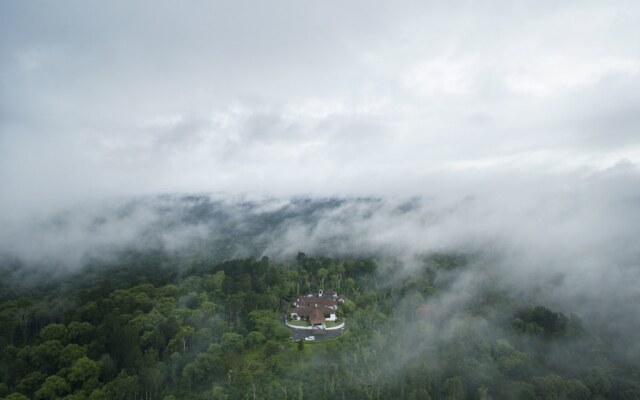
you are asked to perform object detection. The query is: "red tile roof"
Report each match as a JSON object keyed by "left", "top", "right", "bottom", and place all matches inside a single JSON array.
[
  {"left": 296, "top": 296, "right": 337, "bottom": 308},
  {"left": 309, "top": 308, "right": 325, "bottom": 325},
  {"left": 291, "top": 306, "right": 334, "bottom": 317}
]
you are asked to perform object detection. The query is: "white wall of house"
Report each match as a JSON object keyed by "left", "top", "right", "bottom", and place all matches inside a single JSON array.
[{"left": 326, "top": 313, "right": 337, "bottom": 322}]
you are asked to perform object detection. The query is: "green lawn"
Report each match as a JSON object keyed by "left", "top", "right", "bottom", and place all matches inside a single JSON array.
[{"left": 325, "top": 320, "right": 344, "bottom": 328}]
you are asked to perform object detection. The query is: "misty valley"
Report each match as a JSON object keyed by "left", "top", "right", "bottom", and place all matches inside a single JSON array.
[
  {"left": 0, "top": 196, "right": 640, "bottom": 400},
  {"left": 0, "top": 197, "right": 639, "bottom": 400},
  {"left": 4, "top": 1, "right": 640, "bottom": 399}
]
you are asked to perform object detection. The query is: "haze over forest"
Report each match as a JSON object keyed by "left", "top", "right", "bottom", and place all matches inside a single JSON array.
[{"left": 1, "top": 1, "right": 640, "bottom": 400}]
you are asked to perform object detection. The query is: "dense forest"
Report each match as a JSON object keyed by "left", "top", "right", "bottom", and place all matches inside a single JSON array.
[
  {"left": 4, "top": 0, "right": 640, "bottom": 398},
  {"left": 1, "top": 251, "right": 639, "bottom": 400}
]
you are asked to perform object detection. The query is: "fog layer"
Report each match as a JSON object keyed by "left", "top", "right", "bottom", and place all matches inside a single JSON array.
[{"left": 2, "top": 165, "right": 639, "bottom": 353}]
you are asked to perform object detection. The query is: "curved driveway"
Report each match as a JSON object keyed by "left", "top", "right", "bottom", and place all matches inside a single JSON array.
[{"left": 280, "top": 299, "right": 348, "bottom": 341}]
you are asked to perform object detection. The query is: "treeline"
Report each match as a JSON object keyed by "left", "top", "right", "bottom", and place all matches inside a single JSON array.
[{"left": 0, "top": 252, "right": 639, "bottom": 399}]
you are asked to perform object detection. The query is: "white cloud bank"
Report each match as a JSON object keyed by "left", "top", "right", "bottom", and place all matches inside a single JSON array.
[{"left": 1, "top": 0, "right": 639, "bottom": 220}]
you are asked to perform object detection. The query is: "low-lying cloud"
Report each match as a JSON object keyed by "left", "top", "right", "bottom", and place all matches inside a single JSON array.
[
  {"left": 2, "top": 3, "right": 640, "bottom": 391},
  {"left": 2, "top": 163, "right": 639, "bottom": 318},
  {"left": 1, "top": 165, "right": 640, "bottom": 373}
]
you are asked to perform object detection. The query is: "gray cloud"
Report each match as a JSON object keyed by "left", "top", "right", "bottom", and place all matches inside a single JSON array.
[
  {"left": 2, "top": 1, "right": 640, "bottom": 220},
  {"left": 2, "top": 0, "right": 640, "bottom": 368}
]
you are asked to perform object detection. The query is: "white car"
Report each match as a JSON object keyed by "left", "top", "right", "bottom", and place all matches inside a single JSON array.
[{"left": 304, "top": 336, "right": 316, "bottom": 341}]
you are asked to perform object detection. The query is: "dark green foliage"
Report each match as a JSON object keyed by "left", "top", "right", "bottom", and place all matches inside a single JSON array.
[
  {"left": 0, "top": 252, "right": 637, "bottom": 400},
  {"left": 513, "top": 306, "right": 569, "bottom": 337}
]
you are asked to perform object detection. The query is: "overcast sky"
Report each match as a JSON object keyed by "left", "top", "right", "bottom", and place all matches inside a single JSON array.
[
  {"left": 3, "top": 4, "right": 640, "bottom": 355},
  {"left": 1, "top": 1, "right": 640, "bottom": 219}
]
